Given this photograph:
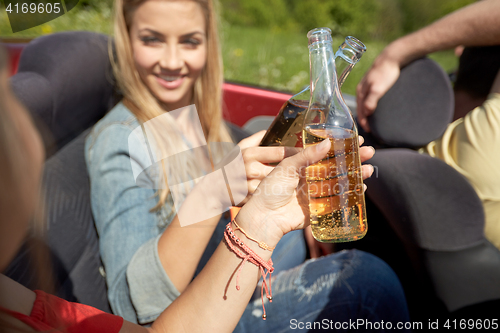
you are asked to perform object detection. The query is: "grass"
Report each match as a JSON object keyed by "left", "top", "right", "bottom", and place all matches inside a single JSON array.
[
  {"left": 221, "top": 24, "right": 391, "bottom": 96},
  {"left": 1, "top": 2, "right": 459, "bottom": 96}
]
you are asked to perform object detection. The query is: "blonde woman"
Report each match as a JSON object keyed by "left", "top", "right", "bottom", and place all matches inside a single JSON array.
[
  {"left": 0, "top": 45, "right": 409, "bottom": 332},
  {"left": 85, "top": 0, "right": 410, "bottom": 330}
]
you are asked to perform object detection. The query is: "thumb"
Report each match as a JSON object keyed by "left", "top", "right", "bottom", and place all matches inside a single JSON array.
[
  {"left": 280, "top": 139, "right": 331, "bottom": 174},
  {"left": 254, "top": 139, "right": 330, "bottom": 203}
]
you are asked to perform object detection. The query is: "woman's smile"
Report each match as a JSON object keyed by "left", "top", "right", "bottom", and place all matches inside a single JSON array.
[
  {"left": 155, "top": 73, "right": 187, "bottom": 89},
  {"left": 130, "top": 0, "right": 207, "bottom": 111}
]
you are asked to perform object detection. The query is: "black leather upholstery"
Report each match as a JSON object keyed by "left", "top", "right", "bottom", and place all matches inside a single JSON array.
[
  {"left": 10, "top": 31, "right": 118, "bottom": 156},
  {"left": 368, "top": 57, "right": 454, "bottom": 148}
]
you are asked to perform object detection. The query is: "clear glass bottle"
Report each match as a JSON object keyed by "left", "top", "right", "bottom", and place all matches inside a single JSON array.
[
  {"left": 259, "top": 35, "right": 366, "bottom": 147},
  {"left": 302, "top": 28, "right": 367, "bottom": 243}
]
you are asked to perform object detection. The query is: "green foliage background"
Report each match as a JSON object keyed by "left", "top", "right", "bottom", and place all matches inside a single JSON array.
[
  {"left": 1, "top": 0, "right": 476, "bottom": 95},
  {"left": 219, "top": 0, "right": 476, "bottom": 41}
]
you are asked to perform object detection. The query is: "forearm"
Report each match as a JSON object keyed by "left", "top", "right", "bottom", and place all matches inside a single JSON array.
[
  {"left": 158, "top": 160, "right": 253, "bottom": 293},
  {"left": 153, "top": 207, "right": 276, "bottom": 333},
  {"left": 158, "top": 212, "right": 222, "bottom": 293},
  {"left": 384, "top": 0, "right": 500, "bottom": 67}
]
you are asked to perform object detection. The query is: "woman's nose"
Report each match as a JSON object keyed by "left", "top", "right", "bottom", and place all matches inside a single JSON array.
[{"left": 160, "top": 45, "right": 183, "bottom": 71}]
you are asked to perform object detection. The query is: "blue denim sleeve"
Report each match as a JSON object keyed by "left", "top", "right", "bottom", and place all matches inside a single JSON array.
[{"left": 85, "top": 123, "right": 179, "bottom": 324}]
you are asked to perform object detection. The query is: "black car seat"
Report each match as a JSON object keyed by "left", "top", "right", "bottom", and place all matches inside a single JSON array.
[{"left": 345, "top": 58, "right": 500, "bottom": 320}]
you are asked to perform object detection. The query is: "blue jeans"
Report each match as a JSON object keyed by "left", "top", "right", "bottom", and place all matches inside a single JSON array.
[
  {"left": 236, "top": 250, "right": 410, "bottom": 332},
  {"left": 197, "top": 224, "right": 410, "bottom": 332}
]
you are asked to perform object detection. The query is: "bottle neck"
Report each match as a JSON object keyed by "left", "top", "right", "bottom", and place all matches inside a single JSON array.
[
  {"left": 294, "top": 36, "right": 365, "bottom": 102},
  {"left": 335, "top": 36, "right": 366, "bottom": 87},
  {"left": 306, "top": 35, "right": 355, "bottom": 132},
  {"left": 308, "top": 40, "right": 338, "bottom": 107}
]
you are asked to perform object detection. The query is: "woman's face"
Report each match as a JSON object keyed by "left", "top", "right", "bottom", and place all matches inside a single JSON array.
[{"left": 130, "top": 0, "right": 207, "bottom": 111}]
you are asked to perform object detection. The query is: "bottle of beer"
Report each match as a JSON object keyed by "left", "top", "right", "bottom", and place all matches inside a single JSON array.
[
  {"left": 259, "top": 35, "right": 366, "bottom": 147},
  {"left": 302, "top": 28, "right": 367, "bottom": 243}
]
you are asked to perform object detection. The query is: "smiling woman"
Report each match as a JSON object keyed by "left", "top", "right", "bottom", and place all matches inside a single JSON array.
[
  {"left": 88, "top": 0, "right": 309, "bottom": 324},
  {"left": 110, "top": 0, "right": 232, "bottom": 212}
]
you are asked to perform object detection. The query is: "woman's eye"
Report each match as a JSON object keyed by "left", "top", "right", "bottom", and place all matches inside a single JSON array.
[
  {"left": 140, "top": 36, "right": 161, "bottom": 45},
  {"left": 183, "top": 38, "right": 201, "bottom": 46}
]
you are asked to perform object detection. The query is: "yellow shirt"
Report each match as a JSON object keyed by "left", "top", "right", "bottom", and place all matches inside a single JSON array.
[{"left": 424, "top": 93, "right": 500, "bottom": 249}]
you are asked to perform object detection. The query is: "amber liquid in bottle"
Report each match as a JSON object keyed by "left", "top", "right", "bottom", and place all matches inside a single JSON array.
[
  {"left": 259, "top": 99, "right": 308, "bottom": 147},
  {"left": 303, "top": 124, "right": 367, "bottom": 242}
]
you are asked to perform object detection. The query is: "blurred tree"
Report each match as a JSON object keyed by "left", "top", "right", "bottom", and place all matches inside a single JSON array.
[
  {"left": 220, "top": 0, "right": 297, "bottom": 31},
  {"left": 399, "top": 0, "right": 476, "bottom": 35},
  {"left": 220, "top": 0, "right": 476, "bottom": 42},
  {"left": 371, "top": 0, "right": 404, "bottom": 41},
  {"left": 290, "top": 0, "right": 334, "bottom": 34},
  {"left": 65, "top": 0, "right": 478, "bottom": 41},
  {"left": 220, "top": 0, "right": 403, "bottom": 41},
  {"left": 76, "top": 0, "right": 113, "bottom": 11}
]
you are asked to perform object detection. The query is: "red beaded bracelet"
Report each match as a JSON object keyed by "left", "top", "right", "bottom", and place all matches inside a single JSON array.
[{"left": 223, "top": 221, "right": 274, "bottom": 320}]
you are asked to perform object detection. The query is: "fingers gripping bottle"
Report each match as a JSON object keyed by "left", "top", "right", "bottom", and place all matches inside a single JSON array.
[
  {"left": 260, "top": 35, "right": 366, "bottom": 147},
  {"left": 303, "top": 28, "right": 367, "bottom": 243}
]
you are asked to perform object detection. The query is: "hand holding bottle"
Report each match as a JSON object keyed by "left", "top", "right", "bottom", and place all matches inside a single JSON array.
[
  {"left": 237, "top": 130, "right": 302, "bottom": 205},
  {"left": 237, "top": 135, "right": 375, "bottom": 248}
]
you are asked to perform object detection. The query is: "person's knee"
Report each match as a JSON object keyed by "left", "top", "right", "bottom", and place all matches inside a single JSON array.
[
  {"left": 353, "top": 250, "right": 409, "bottom": 320},
  {"left": 356, "top": 251, "right": 401, "bottom": 286}
]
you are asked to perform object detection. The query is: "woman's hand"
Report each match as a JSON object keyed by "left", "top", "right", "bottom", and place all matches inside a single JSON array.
[
  {"left": 236, "top": 137, "right": 376, "bottom": 248},
  {"left": 236, "top": 130, "right": 290, "bottom": 206}
]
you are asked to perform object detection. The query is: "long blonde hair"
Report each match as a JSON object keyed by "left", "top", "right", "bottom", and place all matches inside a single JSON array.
[
  {"left": 111, "top": 0, "right": 233, "bottom": 211},
  {"left": 0, "top": 47, "right": 54, "bottom": 297}
]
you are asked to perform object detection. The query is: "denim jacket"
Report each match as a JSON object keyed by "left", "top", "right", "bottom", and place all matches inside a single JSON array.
[{"left": 85, "top": 102, "right": 180, "bottom": 324}]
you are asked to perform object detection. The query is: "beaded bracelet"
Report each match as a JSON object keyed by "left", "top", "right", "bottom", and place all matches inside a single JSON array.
[
  {"left": 232, "top": 219, "right": 276, "bottom": 251},
  {"left": 224, "top": 221, "right": 274, "bottom": 320}
]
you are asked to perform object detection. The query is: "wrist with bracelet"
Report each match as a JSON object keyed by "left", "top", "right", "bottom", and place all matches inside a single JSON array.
[{"left": 223, "top": 219, "right": 275, "bottom": 320}]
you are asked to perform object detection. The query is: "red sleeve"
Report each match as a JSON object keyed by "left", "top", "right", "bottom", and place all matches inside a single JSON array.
[{"left": 30, "top": 290, "right": 124, "bottom": 333}]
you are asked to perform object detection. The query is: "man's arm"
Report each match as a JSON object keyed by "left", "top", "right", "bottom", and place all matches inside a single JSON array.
[{"left": 357, "top": 0, "right": 500, "bottom": 131}]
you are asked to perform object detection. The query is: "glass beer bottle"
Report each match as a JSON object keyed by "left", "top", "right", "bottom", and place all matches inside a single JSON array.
[
  {"left": 303, "top": 28, "right": 367, "bottom": 243},
  {"left": 260, "top": 35, "right": 366, "bottom": 147}
]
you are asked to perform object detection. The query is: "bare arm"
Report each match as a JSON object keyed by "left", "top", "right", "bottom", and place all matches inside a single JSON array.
[
  {"left": 1, "top": 142, "right": 375, "bottom": 333},
  {"left": 122, "top": 212, "right": 277, "bottom": 333},
  {"left": 356, "top": 0, "right": 500, "bottom": 131},
  {"left": 146, "top": 139, "right": 376, "bottom": 333},
  {"left": 149, "top": 140, "right": 335, "bottom": 333}
]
